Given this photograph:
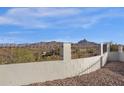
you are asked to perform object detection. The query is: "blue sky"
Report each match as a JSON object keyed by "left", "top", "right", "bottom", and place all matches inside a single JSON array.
[{"left": 0, "top": 7, "right": 124, "bottom": 44}]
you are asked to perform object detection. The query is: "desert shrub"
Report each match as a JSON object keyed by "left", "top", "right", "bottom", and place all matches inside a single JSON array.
[
  {"left": 110, "top": 44, "right": 118, "bottom": 52},
  {"left": 12, "top": 48, "right": 35, "bottom": 63},
  {"left": 71, "top": 44, "right": 100, "bottom": 59},
  {"left": 0, "top": 44, "right": 63, "bottom": 64},
  {"left": 87, "top": 48, "right": 94, "bottom": 53}
]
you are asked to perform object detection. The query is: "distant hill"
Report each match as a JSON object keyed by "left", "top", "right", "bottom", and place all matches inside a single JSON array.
[
  {"left": 0, "top": 39, "right": 99, "bottom": 48},
  {"left": 71, "top": 39, "right": 100, "bottom": 48},
  {"left": 0, "top": 39, "right": 101, "bottom": 64},
  {"left": 78, "top": 39, "right": 98, "bottom": 45}
]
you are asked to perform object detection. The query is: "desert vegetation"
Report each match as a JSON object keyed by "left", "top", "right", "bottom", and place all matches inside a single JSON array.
[
  {"left": 71, "top": 39, "right": 101, "bottom": 59},
  {"left": 110, "top": 44, "right": 118, "bottom": 52},
  {"left": 0, "top": 39, "right": 109, "bottom": 65},
  {"left": 0, "top": 42, "right": 63, "bottom": 65},
  {"left": 71, "top": 44, "right": 101, "bottom": 59}
]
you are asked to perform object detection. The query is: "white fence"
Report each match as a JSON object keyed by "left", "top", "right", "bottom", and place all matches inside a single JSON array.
[
  {"left": 108, "top": 45, "right": 124, "bottom": 62},
  {"left": 0, "top": 43, "right": 109, "bottom": 85},
  {"left": 108, "top": 52, "right": 124, "bottom": 62}
]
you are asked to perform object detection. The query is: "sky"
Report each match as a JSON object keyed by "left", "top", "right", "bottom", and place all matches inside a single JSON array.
[{"left": 0, "top": 7, "right": 124, "bottom": 44}]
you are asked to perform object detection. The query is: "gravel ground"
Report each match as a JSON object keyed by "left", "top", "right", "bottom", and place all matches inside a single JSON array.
[{"left": 29, "top": 61, "right": 124, "bottom": 86}]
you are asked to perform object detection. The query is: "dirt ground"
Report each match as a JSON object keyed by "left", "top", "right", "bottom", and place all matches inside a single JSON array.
[{"left": 28, "top": 61, "right": 124, "bottom": 86}]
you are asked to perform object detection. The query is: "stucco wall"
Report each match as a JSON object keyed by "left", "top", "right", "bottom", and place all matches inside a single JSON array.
[
  {"left": 0, "top": 52, "right": 108, "bottom": 86},
  {"left": 108, "top": 52, "right": 120, "bottom": 61},
  {"left": 102, "top": 52, "right": 108, "bottom": 66},
  {"left": 117, "top": 52, "right": 124, "bottom": 62},
  {"left": 108, "top": 52, "right": 124, "bottom": 62}
]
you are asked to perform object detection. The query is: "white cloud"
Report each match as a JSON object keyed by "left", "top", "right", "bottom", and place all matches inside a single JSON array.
[
  {"left": 5, "top": 31, "right": 34, "bottom": 35},
  {"left": 0, "top": 8, "right": 82, "bottom": 29},
  {"left": 7, "top": 8, "right": 81, "bottom": 17},
  {"left": 0, "top": 16, "right": 14, "bottom": 24},
  {"left": 0, "top": 8, "right": 124, "bottom": 29},
  {"left": 0, "top": 36, "right": 21, "bottom": 43}
]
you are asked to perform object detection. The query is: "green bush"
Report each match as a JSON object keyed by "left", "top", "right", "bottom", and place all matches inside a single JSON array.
[
  {"left": 110, "top": 45, "right": 118, "bottom": 52},
  {"left": 11, "top": 48, "right": 35, "bottom": 63}
]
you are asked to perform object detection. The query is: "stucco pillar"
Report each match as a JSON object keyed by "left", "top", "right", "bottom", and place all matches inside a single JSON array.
[
  {"left": 63, "top": 43, "right": 71, "bottom": 62},
  {"left": 107, "top": 43, "right": 110, "bottom": 53},
  {"left": 101, "top": 43, "right": 104, "bottom": 56},
  {"left": 118, "top": 45, "right": 123, "bottom": 53},
  {"left": 100, "top": 43, "right": 103, "bottom": 68}
]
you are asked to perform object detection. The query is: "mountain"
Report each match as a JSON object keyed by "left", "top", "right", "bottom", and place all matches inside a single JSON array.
[
  {"left": 74, "top": 39, "right": 100, "bottom": 48},
  {"left": 0, "top": 39, "right": 99, "bottom": 48},
  {"left": 78, "top": 39, "right": 98, "bottom": 45}
]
